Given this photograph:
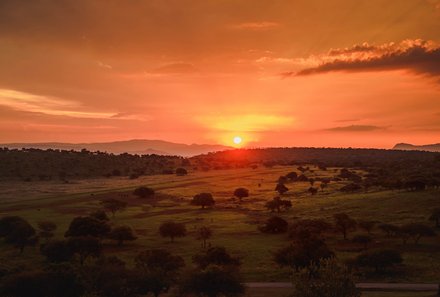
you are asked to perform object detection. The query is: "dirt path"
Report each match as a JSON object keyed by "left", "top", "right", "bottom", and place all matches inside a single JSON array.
[{"left": 245, "top": 282, "right": 439, "bottom": 291}]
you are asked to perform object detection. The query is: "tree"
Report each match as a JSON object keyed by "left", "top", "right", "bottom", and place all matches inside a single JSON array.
[
  {"left": 377, "top": 223, "right": 400, "bottom": 237},
  {"left": 353, "top": 249, "right": 402, "bottom": 272},
  {"left": 100, "top": 198, "right": 127, "bottom": 217},
  {"left": 89, "top": 210, "right": 109, "bottom": 221},
  {"left": 286, "top": 171, "right": 298, "bottom": 181},
  {"left": 274, "top": 238, "right": 334, "bottom": 272},
  {"left": 193, "top": 247, "right": 240, "bottom": 269},
  {"left": 340, "top": 183, "right": 362, "bottom": 193},
  {"left": 133, "top": 186, "right": 155, "bottom": 198},
  {"left": 176, "top": 167, "right": 188, "bottom": 176},
  {"left": 320, "top": 182, "right": 328, "bottom": 192},
  {"left": 333, "top": 213, "right": 357, "bottom": 240},
  {"left": 108, "top": 226, "right": 137, "bottom": 246},
  {"left": 429, "top": 207, "right": 440, "bottom": 227},
  {"left": 65, "top": 216, "right": 111, "bottom": 238},
  {"left": 308, "top": 187, "right": 318, "bottom": 195},
  {"left": 352, "top": 235, "right": 372, "bottom": 250},
  {"left": 0, "top": 216, "right": 37, "bottom": 253},
  {"left": 37, "top": 221, "right": 57, "bottom": 242},
  {"left": 289, "top": 219, "right": 331, "bottom": 241},
  {"left": 278, "top": 176, "right": 289, "bottom": 184},
  {"left": 358, "top": 220, "right": 376, "bottom": 235},
  {"left": 275, "top": 183, "right": 289, "bottom": 195},
  {"left": 134, "top": 249, "right": 185, "bottom": 297},
  {"left": 291, "top": 259, "right": 360, "bottom": 297},
  {"left": 233, "top": 188, "right": 249, "bottom": 201},
  {"left": 400, "top": 223, "right": 436, "bottom": 244},
  {"left": 179, "top": 266, "right": 245, "bottom": 297},
  {"left": 159, "top": 221, "right": 186, "bottom": 242},
  {"left": 68, "top": 236, "right": 102, "bottom": 265},
  {"left": 265, "top": 196, "right": 292, "bottom": 212},
  {"left": 197, "top": 226, "right": 212, "bottom": 248},
  {"left": 259, "top": 216, "right": 288, "bottom": 234},
  {"left": 191, "top": 193, "right": 215, "bottom": 209},
  {"left": 40, "top": 240, "right": 74, "bottom": 263}
]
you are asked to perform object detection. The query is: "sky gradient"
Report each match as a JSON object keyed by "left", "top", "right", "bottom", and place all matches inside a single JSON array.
[{"left": 1, "top": 0, "right": 440, "bottom": 148}]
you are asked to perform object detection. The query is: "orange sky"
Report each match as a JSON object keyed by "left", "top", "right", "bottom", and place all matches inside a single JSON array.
[{"left": 0, "top": 0, "right": 440, "bottom": 148}]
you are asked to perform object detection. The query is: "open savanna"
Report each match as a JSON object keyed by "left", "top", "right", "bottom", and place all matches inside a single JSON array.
[{"left": 0, "top": 166, "right": 439, "bottom": 284}]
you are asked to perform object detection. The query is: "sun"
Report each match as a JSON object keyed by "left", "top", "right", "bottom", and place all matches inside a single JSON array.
[{"left": 233, "top": 136, "right": 242, "bottom": 145}]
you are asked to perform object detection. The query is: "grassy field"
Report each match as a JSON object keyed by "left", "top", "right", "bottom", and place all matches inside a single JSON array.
[{"left": 0, "top": 165, "right": 439, "bottom": 285}]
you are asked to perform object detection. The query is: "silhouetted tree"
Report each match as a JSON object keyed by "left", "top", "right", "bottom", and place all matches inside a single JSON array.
[
  {"left": 265, "top": 197, "right": 292, "bottom": 212},
  {"left": 41, "top": 239, "right": 74, "bottom": 263},
  {"left": 400, "top": 223, "right": 436, "bottom": 244},
  {"left": 67, "top": 236, "right": 102, "bottom": 265},
  {"left": 377, "top": 223, "right": 400, "bottom": 237},
  {"left": 133, "top": 186, "right": 155, "bottom": 198},
  {"left": 233, "top": 188, "right": 249, "bottom": 201},
  {"left": 289, "top": 219, "right": 331, "bottom": 241},
  {"left": 179, "top": 266, "right": 245, "bottom": 297},
  {"left": 89, "top": 210, "right": 109, "bottom": 221},
  {"left": 191, "top": 193, "right": 215, "bottom": 209},
  {"left": 159, "top": 221, "right": 186, "bottom": 242},
  {"left": 101, "top": 198, "right": 127, "bottom": 217},
  {"left": 286, "top": 171, "right": 298, "bottom": 181},
  {"left": 292, "top": 259, "right": 360, "bottom": 297},
  {"left": 193, "top": 247, "right": 240, "bottom": 269},
  {"left": 259, "top": 216, "right": 288, "bottom": 234},
  {"left": 65, "top": 216, "right": 110, "bottom": 238},
  {"left": 0, "top": 216, "right": 37, "bottom": 253},
  {"left": 274, "top": 238, "right": 334, "bottom": 271},
  {"left": 308, "top": 187, "right": 318, "bottom": 195},
  {"left": 333, "top": 213, "right": 357, "bottom": 240},
  {"left": 197, "top": 226, "right": 212, "bottom": 248},
  {"left": 176, "top": 168, "right": 188, "bottom": 176},
  {"left": 353, "top": 249, "right": 402, "bottom": 273},
  {"left": 275, "top": 183, "right": 289, "bottom": 195},
  {"left": 108, "top": 226, "right": 137, "bottom": 246}
]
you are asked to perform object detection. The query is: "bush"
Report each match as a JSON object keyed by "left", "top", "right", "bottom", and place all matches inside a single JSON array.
[
  {"left": 159, "top": 221, "right": 186, "bottom": 242},
  {"left": 259, "top": 216, "right": 288, "bottom": 234},
  {"left": 191, "top": 193, "right": 215, "bottom": 209},
  {"left": 133, "top": 186, "right": 155, "bottom": 198},
  {"left": 353, "top": 249, "right": 402, "bottom": 272},
  {"left": 193, "top": 247, "right": 240, "bottom": 269}
]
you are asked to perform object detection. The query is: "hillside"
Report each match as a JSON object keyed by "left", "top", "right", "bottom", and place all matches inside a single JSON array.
[
  {"left": 393, "top": 143, "right": 440, "bottom": 152},
  {"left": 0, "top": 139, "right": 232, "bottom": 157}
]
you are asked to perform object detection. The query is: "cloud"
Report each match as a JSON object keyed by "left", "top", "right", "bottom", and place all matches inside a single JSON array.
[
  {"left": 290, "top": 39, "right": 440, "bottom": 77},
  {"left": 231, "top": 21, "right": 281, "bottom": 30},
  {"left": 325, "top": 125, "right": 387, "bottom": 132},
  {"left": 151, "top": 63, "right": 198, "bottom": 74},
  {"left": 0, "top": 89, "right": 115, "bottom": 119}
]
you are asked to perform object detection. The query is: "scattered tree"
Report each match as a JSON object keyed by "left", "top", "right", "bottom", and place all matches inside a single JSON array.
[
  {"left": 400, "top": 223, "right": 436, "bottom": 244},
  {"left": 352, "top": 235, "right": 372, "bottom": 250},
  {"left": 289, "top": 219, "right": 331, "bottom": 241},
  {"left": 159, "top": 221, "right": 187, "bottom": 242},
  {"left": 191, "top": 193, "right": 215, "bottom": 209},
  {"left": 193, "top": 246, "right": 240, "bottom": 269},
  {"left": 353, "top": 249, "right": 402, "bottom": 273},
  {"left": 358, "top": 220, "right": 376, "bottom": 235},
  {"left": 233, "top": 188, "right": 249, "bottom": 201},
  {"left": 333, "top": 213, "right": 357, "bottom": 240},
  {"left": 108, "top": 226, "right": 137, "bottom": 246},
  {"left": 40, "top": 239, "right": 74, "bottom": 263},
  {"left": 197, "top": 226, "right": 212, "bottom": 248},
  {"left": 429, "top": 208, "right": 440, "bottom": 228},
  {"left": 259, "top": 216, "right": 288, "bottom": 234},
  {"left": 68, "top": 236, "right": 102, "bottom": 265},
  {"left": 176, "top": 168, "right": 188, "bottom": 176},
  {"left": 377, "top": 223, "right": 400, "bottom": 237},
  {"left": 89, "top": 210, "right": 109, "bottom": 221},
  {"left": 275, "top": 183, "right": 289, "bottom": 195},
  {"left": 286, "top": 171, "right": 298, "bottom": 181},
  {"left": 64, "top": 216, "right": 111, "bottom": 238},
  {"left": 308, "top": 187, "right": 318, "bottom": 195},
  {"left": 0, "top": 216, "right": 37, "bottom": 253},
  {"left": 100, "top": 198, "right": 127, "bottom": 217},
  {"left": 265, "top": 196, "right": 292, "bottom": 212},
  {"left": 133, "top": 186, "right": 155, "bottom": 198}
]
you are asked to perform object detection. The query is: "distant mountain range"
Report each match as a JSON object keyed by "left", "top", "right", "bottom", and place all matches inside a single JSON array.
[
  {"left": 393, "top": 143, "right": 440, "bottom": 152},
  {"left": 0, "top": 139, "right": 232, "bottom": 157}
]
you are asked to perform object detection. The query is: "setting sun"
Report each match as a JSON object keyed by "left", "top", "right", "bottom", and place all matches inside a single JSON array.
[{"left": 233, "top": 136, "right": 242, "bottom": 145}]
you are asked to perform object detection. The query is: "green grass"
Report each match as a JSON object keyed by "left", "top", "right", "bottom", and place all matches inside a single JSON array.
[{"left": 1, "top": 165, "right": 439, "bottom": 283}]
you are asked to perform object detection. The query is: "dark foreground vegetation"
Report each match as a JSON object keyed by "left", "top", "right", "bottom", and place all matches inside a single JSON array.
[{"left": 0, "top": 147, "right": 440, "bottom": 297}]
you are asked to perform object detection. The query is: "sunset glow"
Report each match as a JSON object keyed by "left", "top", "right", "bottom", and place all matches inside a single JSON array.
[{"left": 0, "top": 1, "right": 439, "bottom": 148}]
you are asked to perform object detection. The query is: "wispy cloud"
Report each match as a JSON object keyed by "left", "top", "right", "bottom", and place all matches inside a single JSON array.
[
  {"left": 231, "top": 21, "right": 281, "bottom": 30},
  {"left": 0, "top": 89, "right": 115, "bottom": 119},
  {"left": 283, "top": 39, "right": 440, "bottom": 77},
  {"left": 325, "top": 125, "right": 387, "bottom": 132}
]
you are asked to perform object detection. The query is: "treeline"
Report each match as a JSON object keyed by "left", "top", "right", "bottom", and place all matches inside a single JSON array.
[{"left": 0, "top": 148, "right": 184, "bottom": 181}]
